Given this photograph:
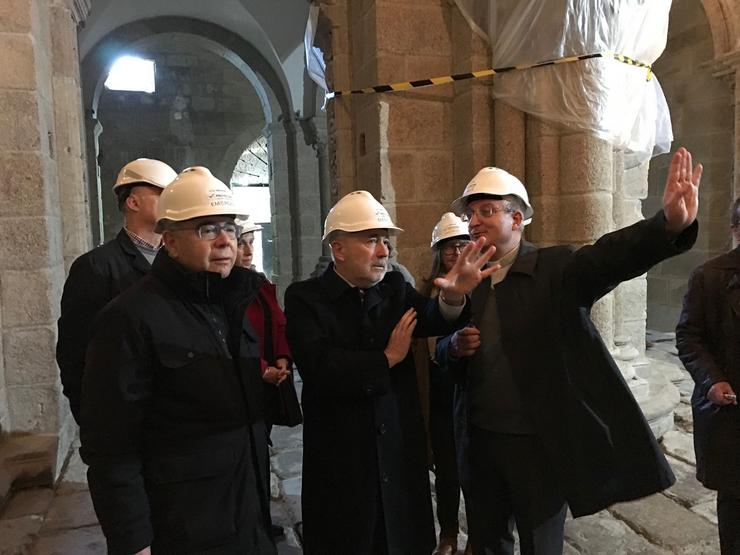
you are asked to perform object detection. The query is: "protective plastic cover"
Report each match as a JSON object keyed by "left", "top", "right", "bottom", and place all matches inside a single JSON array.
[{"left": 455, "top": 0, "right": 673, "bottom": 160}]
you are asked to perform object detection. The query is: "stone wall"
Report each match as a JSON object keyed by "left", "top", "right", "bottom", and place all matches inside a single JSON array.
[
  {"left": 321, "top": 0, "right": 495, "bottom": 281},
  {"left": 0, "top": 0, "right": 88, "bottom": 475},
  {"left": 96, "top": 34, "right": 266, "bottom": 241},
  {"left": 645, "top": 0, "right": 735, "bottom": 331}
]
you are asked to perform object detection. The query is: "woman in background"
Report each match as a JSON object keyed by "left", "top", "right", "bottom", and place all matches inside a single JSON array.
[{"left": 417, "top": 213, "right": 472, "bottom": 555}]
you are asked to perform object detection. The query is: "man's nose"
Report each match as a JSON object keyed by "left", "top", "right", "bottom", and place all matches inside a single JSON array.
[{"left": 377, "top": 242, "right": 389, "bottom": 257}]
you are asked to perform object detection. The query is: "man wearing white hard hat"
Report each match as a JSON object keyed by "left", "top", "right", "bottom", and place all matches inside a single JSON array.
[
  {"left": 440, "top": 148, "right": 702, "bottom": 554},
  {"left": 80, "top": 167, "right": 276, "bottom": 555},
  {"left": 57, "top": 158, "right": 177, "bottom": 424},
  {"left": 284, "top": 190, "right": 497, "bottom": 554}
]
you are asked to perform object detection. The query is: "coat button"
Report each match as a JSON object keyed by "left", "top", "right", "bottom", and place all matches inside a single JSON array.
[
  {"left": 187, "top": 352, "right": 194, "bottom": 359},
  {"left": 381, "top": 473, "right": 389, "bottom": 484},
  {"left": 363, "top": 386, "right": 373, "bottom": 395},
  {"left": 377, "top": 423, "right": 386, "bottom": 435}
]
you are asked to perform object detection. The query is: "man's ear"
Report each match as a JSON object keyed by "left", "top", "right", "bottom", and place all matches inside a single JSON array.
[
  {"left": 125, "top": 190, "right": 140, "bottom": 213},
  {"left": 162, "top": 231, "right": 178, "bottom": 259},
  {"left": 330, "top": 240, "right": 344, "bottom": 262},
  {"left": 511, "top": 210, "right": 523, "bottom": 230}
]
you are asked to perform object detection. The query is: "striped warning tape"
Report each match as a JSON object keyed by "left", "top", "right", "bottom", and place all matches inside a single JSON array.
[{"left": 325, "top": 51, "right": 652, "bottom": 100}]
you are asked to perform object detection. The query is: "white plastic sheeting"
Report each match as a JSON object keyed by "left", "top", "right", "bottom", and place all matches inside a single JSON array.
[{"left": 454, "top": 0, "right": 674, "bottom": 160}]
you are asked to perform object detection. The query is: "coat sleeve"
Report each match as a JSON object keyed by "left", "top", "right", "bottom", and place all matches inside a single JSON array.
[
  {"left": 285, "top": 284, "right": 392, "bottom": 399},
  {"left": 564, "top": 210, "right": 698, "bottom": 308},
  {"left": 56, "top": 254, "right": 112, "bottom": 423},
  {"left": 79, "top": 305, "right": 153, "bottom": 554},
  {"left": 676, "top": 267, "right": 726, "bottom": 397}
]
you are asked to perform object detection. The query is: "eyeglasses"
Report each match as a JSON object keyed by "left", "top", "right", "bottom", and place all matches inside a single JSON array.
[
  {"left": 461, "top": 204, "right": 512, "bottom": 222},
  {"left": 441, "top": 241, "right": 470, "bottom": 255},
  {"left": 175, "top": 222, "right": 239, "bottom": 241}
]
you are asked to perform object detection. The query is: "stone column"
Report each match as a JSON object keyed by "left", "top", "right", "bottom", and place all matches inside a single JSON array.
[
  {"left": 265, "top": 119, "right": 294, "bottom": 296},
  {"left": 0, "top": 0, "right": 89, "bottom": 476}
]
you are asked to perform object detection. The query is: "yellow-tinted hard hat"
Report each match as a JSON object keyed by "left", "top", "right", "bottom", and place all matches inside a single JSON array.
[
  {"left": 323, "top": 190, "right": 403, "bottom": 241},
  {"left": 113, "top": 158, "right": 177, "bottom": 193},
  {"left": 155, "top": 166, "right": 246, "bottom": 233}
]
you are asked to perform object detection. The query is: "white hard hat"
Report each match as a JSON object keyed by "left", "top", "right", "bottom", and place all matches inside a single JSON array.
[
  {"left": 431, "top": 212, "right": 469, "bottom": 248},
  {"left": 236, "top": 217, "right": 263, "bottom": 235},
  {"left": 113, "top": 158, "right": 177, "bottom": 193},
  {"left": 323, "top": 190, "right": 403, "bottom": 241},
  {"left": 155, "top": 166, "right": 246, "bottom": 233},
  {"left": 451, "top": 167, "right": 534, "bottom": 221}
]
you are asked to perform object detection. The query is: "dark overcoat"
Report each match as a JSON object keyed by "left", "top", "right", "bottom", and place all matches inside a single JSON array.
[
  {"left": 676, "top": 246, "right": 740, "bottom": 494},
  {"left": 80, "top": 250, "right": 275, "bottom": 555},
  {"left": 57, "top": 229, "right": 151, "bottom": 422},
  {"left": 284, "top": 266, "right": 468, "bottom": 555},
  {"left": 440, "top": 211, "right": 696, "bottom": 517}
]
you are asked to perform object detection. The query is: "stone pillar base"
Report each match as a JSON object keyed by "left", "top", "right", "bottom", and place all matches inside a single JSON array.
[{"left": 634, "top": 360, "right": 681, "bottom": 440}]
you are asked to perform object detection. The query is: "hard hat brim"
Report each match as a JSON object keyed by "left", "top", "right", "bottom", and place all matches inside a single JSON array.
[{"left": 322, "top": 224, "right": 404, "bottom": 242}]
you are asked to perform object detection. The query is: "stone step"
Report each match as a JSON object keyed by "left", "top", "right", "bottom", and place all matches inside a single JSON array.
[
  {"left": 610, "top": 493, "right": 719, "bottom": 553},
  {"left": 0, "top": 434, "right": 57, "bottom": 512}
]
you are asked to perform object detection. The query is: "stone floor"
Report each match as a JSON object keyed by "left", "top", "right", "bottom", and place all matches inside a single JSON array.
[{"left": 0, "top": 333, "right": 722, "bottom": 554}]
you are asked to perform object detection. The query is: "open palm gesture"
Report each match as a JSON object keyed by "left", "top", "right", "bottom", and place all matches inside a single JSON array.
[
  {"left": 663, "top": 147, "right": 702, "bottom": 234},
  {"left": 434, "top": 237, "right": 499, "bottom": 296}
]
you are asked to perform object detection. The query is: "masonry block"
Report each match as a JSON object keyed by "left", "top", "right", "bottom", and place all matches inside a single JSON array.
[
  {"left": 0, "top": 152, "right": 47, "bottom": 217},
  {"left": 3, "top": 326, "right": 58, "bottom": 387},
  {"left": 0, "top": 34, "right": 36, "bottom": 90},
  {"left": 49, "top": 5, "right": 79, "bottom": 79},
  {"left": 494, "top": 101, "right": 525, "bottom": 180},
  {"left": 615, "top": 277, "right": 648, "bottom": 326},
  {"left": 7, "top": 385, "right": 61, "bottom": 432},
  {"left": 1, "top": 268, "right": 62, "bottom": 327},
  {"left": 0, "top": 91, "right": 41, "bottom": 151},
  {"left": 558, "top": 192, "right": 614, "bottom": 243},
  {"left": 386, "top": 97, "right": 447, "bottom": 149},
  {"left": 375, "top": 3, "right": 451, "bottom": 57},
  {"left": 559, "top": 133, "right": 614, "bottom": 194},
  {"left": 0, "top": 0, "right": 32, "bottom": 32},
  {"left": 0, "top": 217, "right": 63, "bottom": 271}
]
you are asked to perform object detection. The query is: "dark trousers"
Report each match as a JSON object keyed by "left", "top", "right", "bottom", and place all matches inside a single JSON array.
[
  {"left": 467, "top": 427, "right": 567, "bottom": 555},
  {"left": 430, "top": 375, "right": 462, "bottom": 539},
  {"left": 718, "top": 491, "right": 740, "bottom": 554}
]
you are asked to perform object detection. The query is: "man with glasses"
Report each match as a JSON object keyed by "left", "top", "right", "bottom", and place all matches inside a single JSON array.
[
  {"left": 57, "top": 158, "right": 177, "bottom": 424},
  {"left": 80, "top": 167, "right": 276, "bottom": 555},
  {"left": 440, "top": 148, "right": 702, "bottom": 555},
  {"left": 677, "top": 197, "right": 740, "bottom": 554}
]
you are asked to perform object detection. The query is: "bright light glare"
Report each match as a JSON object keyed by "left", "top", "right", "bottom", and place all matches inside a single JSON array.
[{"left": 104, "top": 56, "right": 156, "bottom": 93}]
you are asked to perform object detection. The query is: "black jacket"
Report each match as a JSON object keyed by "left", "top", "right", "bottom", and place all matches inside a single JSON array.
[
  {"left": 284, "top": 267, "right": 469, "bottom": 555},
  {"left": 57, "top": 230, "right": 151, "bottom": 422},
  {"left": 80, "top": 250, "right": 275, "bottom": 555},
  {"left": 439, "top": 211, "right": 697, "bottom": 517},
  {"left": 676, "top": 246, "right": 740, "bottom": 494}
]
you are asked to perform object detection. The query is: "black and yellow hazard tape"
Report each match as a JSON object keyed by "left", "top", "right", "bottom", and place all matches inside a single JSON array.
[{"left": 325, "top": 51, "right": 652, "bottom": 100}]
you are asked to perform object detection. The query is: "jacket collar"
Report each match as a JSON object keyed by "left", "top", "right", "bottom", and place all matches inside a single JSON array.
[
  {"left": 116, "top": 228, "right": 152, "bottom": 274},
  {"left": 151, "top": 249, "right": 260, "bottom": 303},
  {"left": 319, "top": 262, "right": 391, "bottom": 310},
  {"left": 507, "top": 240, "right": 539, "bottom": 276}
]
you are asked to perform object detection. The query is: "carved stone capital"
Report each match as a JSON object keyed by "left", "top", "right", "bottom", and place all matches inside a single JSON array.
[
  {"left": 706, "top": 48, "right": 740, "bottom": 89},
  {"left": 67, "top": 0, "right": 91, "bottom": 26}
]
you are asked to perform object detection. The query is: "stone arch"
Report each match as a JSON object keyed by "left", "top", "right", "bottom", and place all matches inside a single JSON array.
[
  {"left": 701, "top": 0, "right": 740, "bottom": 57},
  {"left": 80, "top": 16, "right": 304, "bottom": 285}
]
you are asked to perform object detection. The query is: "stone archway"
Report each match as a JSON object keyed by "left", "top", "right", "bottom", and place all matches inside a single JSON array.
[{"left": 79, "top": 16, "right": 315, "bottom": 289}]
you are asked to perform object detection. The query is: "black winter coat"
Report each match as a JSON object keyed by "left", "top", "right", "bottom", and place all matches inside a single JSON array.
[
  {"left": 284, "top": 266, "right": 469, "bottom": 555},
  {"left": 439, "top": 211, "right": 696, "bottom": 517},
  {"left": 676, "top": 246, "right": 740, "bottom": 494},
  {"left": 57, "top": 230, "right": 151, "bottom": 422},
  {"left": 80, "top": 250, "right": 275, "bottom": 555}
]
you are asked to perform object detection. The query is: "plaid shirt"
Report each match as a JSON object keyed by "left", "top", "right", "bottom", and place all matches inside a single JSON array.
[{"left": 124, "top": 228, "right": 161, "bottom": 251}]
